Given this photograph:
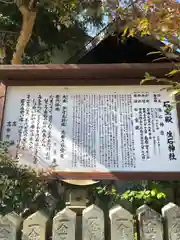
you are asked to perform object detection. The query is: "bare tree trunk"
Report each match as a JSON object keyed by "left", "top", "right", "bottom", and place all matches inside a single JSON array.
[{"left": 11, "top": 5, "right": 37, "bottom": 64}]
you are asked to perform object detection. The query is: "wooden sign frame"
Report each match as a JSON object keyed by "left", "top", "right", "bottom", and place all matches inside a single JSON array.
[{"left": 0, "top": 63, "right": 180, "bottom": 180}]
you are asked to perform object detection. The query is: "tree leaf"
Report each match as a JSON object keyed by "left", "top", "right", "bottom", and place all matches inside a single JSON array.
[
  {"left": 147, "top": 51, "right": 162, "bottom": 56},
  {"left": 157, "top": 192, "right": 166, "bottom": 199},
  {"left": 140, "top": 72, "right": 156, "bottom": 85},
  {"left": 122, "top": 26, "right": 129, "bottom": 37},
  {"left": 152, "top": 57, "right": 167, "bottom": 62},
  {"left": 166, "top": 69, "right": 180, "bottom": 77}
]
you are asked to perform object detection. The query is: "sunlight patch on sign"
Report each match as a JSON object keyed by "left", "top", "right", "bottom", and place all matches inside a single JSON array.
[{"left": 1, "top": 85, "right": 180, "bottom": 173}]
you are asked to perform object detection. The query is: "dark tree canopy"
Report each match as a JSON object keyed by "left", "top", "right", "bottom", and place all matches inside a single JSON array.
[{"left": 0, "top": 0, "right": 105, "bottom": 63}]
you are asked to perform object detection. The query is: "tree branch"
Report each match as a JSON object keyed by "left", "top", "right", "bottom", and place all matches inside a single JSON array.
[{"left": 11, "top": 5, "right": 37, "bottom": 64}]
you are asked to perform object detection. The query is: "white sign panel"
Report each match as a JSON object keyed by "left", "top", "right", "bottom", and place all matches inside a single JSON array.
[{"left": 1, "top": 86, "right": 180, "bottom": 172}]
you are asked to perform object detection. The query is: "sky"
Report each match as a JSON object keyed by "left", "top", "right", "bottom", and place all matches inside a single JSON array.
[{"left": 86, "top": 15, "right": 109, "bottom": 38}]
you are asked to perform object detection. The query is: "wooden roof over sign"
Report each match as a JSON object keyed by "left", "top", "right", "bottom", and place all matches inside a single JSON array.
[
  {"left": 66, "top": 19, "right": 179, "bottom": 64},
  {"left": 0, "top": 63, "right": 178, "bottom": 86}
]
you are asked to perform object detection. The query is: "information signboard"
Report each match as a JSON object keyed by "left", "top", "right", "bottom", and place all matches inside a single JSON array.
[{"left": 1, "top": 85, "right": 180, "bottom": 175}]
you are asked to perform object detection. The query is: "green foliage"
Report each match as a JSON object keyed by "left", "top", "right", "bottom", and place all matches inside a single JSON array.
[
  {"left": 167, "top": 69, "right": 180, "bottom": 77},
  {"left": 95, "top": 182, "right": 168, "bottom": 213},
  {"left": 141, "top": 71, "right": 180, "bottom": 100},
  {"left": 0, "top": 142, "right": 48, "bottom": 215}
]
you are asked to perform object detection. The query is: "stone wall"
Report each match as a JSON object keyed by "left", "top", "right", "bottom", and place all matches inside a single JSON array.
[{"left": 0, "top": 202, "right": 180, "bottom": 240}]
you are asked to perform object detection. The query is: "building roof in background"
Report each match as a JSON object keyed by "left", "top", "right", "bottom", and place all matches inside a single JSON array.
[{"left": 66, "top": 19, "right": 180, "bottom": 64}]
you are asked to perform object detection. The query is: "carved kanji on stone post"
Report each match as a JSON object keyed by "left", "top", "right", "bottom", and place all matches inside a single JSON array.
[
  {"left": 137, "top": 205, "right": 163, "bottom": 240},
  {"left": 22, "top": 211, "right": 49, "bottom": 240},
  {"left": 162, "top": 202, "right": 180, "bottom": 240},
  {"left": 109, "top": 205, "right": 134, "bottom": 240},
  {"left": 82, "top": 204, "right": 104, "bottom": 240},
  {"left": 52, "top": 208, "right": 76, "bottom": 240}
]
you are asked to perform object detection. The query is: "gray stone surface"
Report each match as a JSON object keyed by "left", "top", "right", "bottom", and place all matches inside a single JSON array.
[
  {"left": 109, "top": 205, "right": 134, "bottom": 240},
  {"left": 52, "top": 207, "right": 76, "bottom": 240},
  {"left": 0, "top": 212, "right": 22, "bottom": 240},
  {"left": 82, "top": 204, "right": 104, "bottom": 240},
  {"left": 22, "top": 211, "right": 49, "bottom": 240},
  {"left": 162, "top": 202, "right": 180, "bottom": 240},
  {"left": 137, "top": 205, "right": 163, "bottom": 240}
]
